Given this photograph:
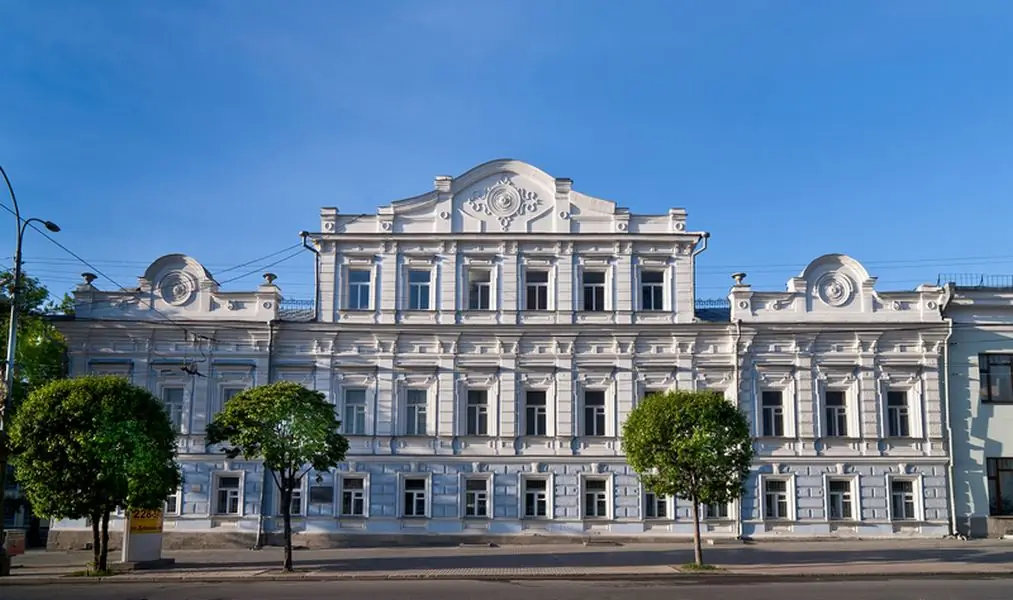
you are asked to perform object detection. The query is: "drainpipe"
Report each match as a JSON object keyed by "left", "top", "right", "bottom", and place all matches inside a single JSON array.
[
  {"left": 300, "top": 231, "right": 320, "bottom": 319},
  {"left": 254, "top": 320, "right": 277, "bottom": 549},
  {"left": 940, "top": 284, "right": 958, "bottom": 536},
  {"left": 691, "top": 233, "right": 710, "bottom": 309},
  {"left": 732, "top": 318, "right": 744, "bottom": 540}
]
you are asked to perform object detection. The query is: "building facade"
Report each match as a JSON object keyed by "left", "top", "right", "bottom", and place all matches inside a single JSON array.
[
  {"left": 942, "top": 276, "right": 1013, "bottom": 537},
  {"left": 48, "top": 159, "right": 952, "bottom": 547}
]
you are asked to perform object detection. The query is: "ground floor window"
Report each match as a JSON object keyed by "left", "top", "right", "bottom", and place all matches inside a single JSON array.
[
  {"left": 827, "top": 479, "right": 855, "bottom": 521},
  {"left": 644, "top": 492, "right": 669, "bottom": 519},
  {"left": 522, "top": 477, "right": 550, "bottom": 518},
  {"left": 583, "top": 478, "right": 609, "bottom": 518},
  {"left": 215, "top": 474, "right": 242, "bottom": 516},
  {"left": 763, "top": 479, "right": 790, "bottom": 520},
  {"left": 890, "top": 479, "right": 918, "bottom": 521},
  {"left": 464, "top": 478, "right": 490, "bottom": 518},
  {"left": 988, "top": 458, "right": 1013, "bottom": 516},
  {"left": 340, "top": 476, "right": 366, "bottom": 517},
  {"left": 402, "top": 476, "right": 428, "bottom": 518},
  {"left": 703, "top": 502, "right": 729, "bottom": 519}
]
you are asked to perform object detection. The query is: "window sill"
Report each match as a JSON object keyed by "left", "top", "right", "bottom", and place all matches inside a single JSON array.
[
  {"left": 337, "top": 514, "right": 367, "bottom": 520},
  {"left": 521, "top": 516, "right": 552, "bottom": 521},
  {"left": 463, "top": 516, "right": 492, "bottom": 521}
]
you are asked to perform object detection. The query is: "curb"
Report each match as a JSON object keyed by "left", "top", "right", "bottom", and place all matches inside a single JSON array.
[{"left": 3, "top": 570, "right": 1013, "bottom": 586}]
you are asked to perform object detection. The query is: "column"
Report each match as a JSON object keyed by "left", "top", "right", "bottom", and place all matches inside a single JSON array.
[{"left": 319, "top": 242, "right": 337, "bottom": 323}]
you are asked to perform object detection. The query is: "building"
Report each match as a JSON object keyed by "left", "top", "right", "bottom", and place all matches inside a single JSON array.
[
  {"left": 941, "top": 274, "right": 1013, "bottom": 537},
  {"left": 48, "top": 159, "right": 953, "bottom": 548}
]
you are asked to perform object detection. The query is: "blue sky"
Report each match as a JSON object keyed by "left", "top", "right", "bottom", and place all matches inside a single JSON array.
[{"left": 3, "top": 0, "right": 1013, "bottom": 302}]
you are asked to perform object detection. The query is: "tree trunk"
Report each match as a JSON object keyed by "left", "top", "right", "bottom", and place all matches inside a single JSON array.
[
  {"left": 691, "top": 495, "right": 703, "bottom": 566},
  {"left": 99, "top": 510, "right": 110, "bottom": 572},
  {"left": 281, "top": 480, "right": 293, "bottom": 572},
  {"left": 90, "top": 513, "right": 100, "bottom": 571}
]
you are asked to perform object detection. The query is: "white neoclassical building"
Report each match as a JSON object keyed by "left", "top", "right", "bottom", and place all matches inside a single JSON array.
[{"left": 48, "top": 159, "right": 952, "bottom": 548}]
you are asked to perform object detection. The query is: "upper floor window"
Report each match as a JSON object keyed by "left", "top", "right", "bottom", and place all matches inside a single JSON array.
[
  {"left": 347, "top": 269, "right": 371, "bottom": 310},
  {"left": 761, "top": 391, "right": 784, "bottom": 437},
  {"left": 640, "top": 270, "right": 665, "bottom": 311},
  {"left": 525, "top": 270, "right": 549, "bottom": 311},
  {"left": 162, "top": 387, "right": 184, "bottom": 433},
  {"left": 524, "top": 390, "right": 547, "bottom": 436},
  {"left": 466, "top": 389, "right": 488, "bottom": 435},
  {"left": 583, "top": 390, "right": 606, "bottom": 436},
  {"left": 886, "top": 391, "right": 910, "bottom": 437},
  {"left": 824, "top": 390, "right": 848, "bottom": 437},
  {"left": 407, "top": 270, "right": 431, "bottom": 310},
  {"left": 343, "top": 389, "right": 367, "bottom": 435},
  {"left": 404, "top": 389, "right": 427, "bottom": 436},
  {"left": 980, "top": 354, "right": 1013, "bottom": 404},
  {"left": 467, "top": 269, "right": 492, "bottom": 310},
  {"left": 582, "top": 271, "right": 606, "bottom": 312}
]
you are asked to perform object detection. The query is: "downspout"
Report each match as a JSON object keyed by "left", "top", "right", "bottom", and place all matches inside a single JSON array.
[
  {"left": 940, "top": 284, "right": 958, "bottom": 536},
  {"left": 691, "top": 233, "right": 710, "bottom": 308},
  {"left": 300, "top": 231, "right": 320, "bottom": 319},
  {"left": 254, "top": 319, "right": 277, "bottom": 549},
  {"left": 732, "top": 318, "right": 744, "bottom": 540}
]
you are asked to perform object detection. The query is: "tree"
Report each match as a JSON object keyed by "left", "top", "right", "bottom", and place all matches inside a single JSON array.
[
  {"left": 0, "top": 269, "right": 70, "bottom": 403},
  {"left": 206, "top": 381, "right": 349, "bottom": 572},
  {"left": 8, "top": 376, "right": 181, "bottom": 572},
  {"left": 622, "top": 390, "right": 753, "bottom": 567}
]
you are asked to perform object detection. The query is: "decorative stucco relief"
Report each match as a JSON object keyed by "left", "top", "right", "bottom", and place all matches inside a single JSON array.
[{"left": 463, "top": 176, "right": 544, "bottom": 231}]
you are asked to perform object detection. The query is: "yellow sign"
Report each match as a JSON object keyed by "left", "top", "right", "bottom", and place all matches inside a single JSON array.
[{"left": 128, "top": 508, "right": 164, "bottom": 534}]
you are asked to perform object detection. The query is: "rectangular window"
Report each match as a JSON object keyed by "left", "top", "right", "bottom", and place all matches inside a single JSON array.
[
  {"left": 886, "top": 391, "right": 910, "bottom": 437},
  {"left": 523, "top": 478, "right": 549, "bottom": 518},
  {"left": 278, "top": 487, "right": 302, "bottom": 516},
  {"left": 640, "top": 270, "right": 665, "bottom": 311},
  {"left": 987, "top": 458, "right": 1013, "bottom": 516},
  {"left": 166, "top": 489, "right": 179, "bottom": 515},
  {"left": 405, "top": 389, "right": 427, "bottom": 436},
  {"left": 761, "top": 391, "right": 784, "bottom": 437},
  {"left": 215, "top": 475, "right": 241, "bottom": 515},
  {"left": 584, "top": 479, "right": 608, "bottom": 518},
  {"left": 583, "top": 390, "right": 606, "bottom": 436},
  {"left": 161, "top": 387, "right": 184, "bottom": 433},
  {"left": 890, "top": 480, "right": 916, "bottom": 520},
  {"left": 467, "top": 390, "right": 488, "bottom": 436},
  {"left": 644, "top": 492, "right": 668, "bottom": 519},
  {"left": 980, "top": 354, "right": 1013, "bottom": 404},
  {"left": 308, "top": 484, "right": 334, "bottom": 517},
  {"left": 827, "top": 479, "right": 854, "bottom": 520},
  {"left": 402, "top": 477, "right": 427, "bottom": 517},
  {"left": 524, "top": 390, "right": 547, "bottom": 436},
  {"left": 407, "top": 269, "right": 431, "bottom": 310},
  {"left": 464, "top": 478, "right": 489, "bottom": 518},
  {"left": 467, "top": 269, "right": 492, "bottom": 310},
  {"left": 582, "top": 271, "right": 606, "bottom": 312},
  {"left": 824, "top": 390, "right": 848, "bottom": 437},
  {"left": 219, "top": 386, "right": 243, "bottom": 415},
  {"left": 525, "top": 269, "right": 549, "bottom": 310},
  {"left": 343, "top": 389, "right": 367, "bottom": 435},
  {"left": 704, "top": 503, "right": 729, "bottom": 520},
  {"left": 340, "top": 477, "right": 366, "bottom": 517},
  {"left": 763, "top": 479, "right": 789, "bottom": 520},
  {"left": 347, "top": 269, "right": 371, "bottom": 310}
]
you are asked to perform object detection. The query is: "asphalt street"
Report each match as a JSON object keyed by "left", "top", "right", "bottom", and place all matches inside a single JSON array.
[{"left": 7, "top": 579, "right": 1013, "bottom": 600}]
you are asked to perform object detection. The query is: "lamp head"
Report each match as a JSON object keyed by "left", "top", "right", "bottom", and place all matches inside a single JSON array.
[{"left": 43, "top": 221, "right": 60, "bottom": 232}]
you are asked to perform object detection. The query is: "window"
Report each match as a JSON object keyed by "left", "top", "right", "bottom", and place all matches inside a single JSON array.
[
  {"left": 523, "top": 477, "right": 549, "bottom": 518},
  {"left": 467, "top": 269, "right": 492, "bottom": 310},
  {"left": 278, "top": 486, "right": 302, "bottom": 516},
  {"left": 824, "top": 390, "right": 848, "bottom": 437},
  {"left": 162, "top": 387, "right": 184, "bottom": 433},
  {"left": 524, "top": 390, "right": 547, "bottom": 436},
  {"left": 407, "top": 269, "right": 431, "bottom": 310},
  {"left": 340, "top": 477, "right": 366, "bottom": 517},
  {"left": 890, "top": 480, "right": 917, "bottom": 520},
  {"left": 704, "top": 503, "right": 729, "bottom": 520},
  {"left": 584, "top": 479, "right": 609, "bottom": 518},
  {"left": 402, "top": 477, "right": 428, "bottom": 517},
  {"left": 644, "top": 492, "right": 669, "bottom": 519},
  {"left": 761, "top": 391, "right": 784, "bottom": 437},
  {"left": 980, "top": 354, "right": 1013, "bottom": 403},
  {"left": 763, "top": 479, "right": 789, "bottom": 520},
  {"left": 347, "top": 269, "right": 371, "bottom": 310},
  {"left": 464, "top": 478, "right": 489, "bottom": 518},
  {"left": 987, "top": 458, "right": 1013, "bottom": 516},
  {"left": 220, "top": 387, "right": 243, "bottom": 415},
  {"left": 886, "top": 391, "right": 910, "bottom": 437},
  {"left": 640, "top": 270, "right": 664, "bottom": 311},
  {"left": 582, "top": 271, "right": 606, "bottom": 312},
  {"left": 405, "top": 389, "right": 427, "bottom": 436},
  {"left": 308, "top": 483, "right": 334, "bottom": 517},
  {"left": 525, "top": 269, "right": 549, "bottom": 310},
  {"left": 466, "top": 390, "right": 488, "bottom": 436},
  {"left": 583, "top": 390, "right": 606, "bottom": 436},
  {"left": 165, "top": 489, "right": 180, "bottom": 515},
  {"left": 215, "top": 475, "right": 242, "bottom": 515},
  {"left": 827, "top": 479, "right": 854, "bottom": 520},
  {"left": 343, "top": 389, "right": 367, "bottom": 435}
]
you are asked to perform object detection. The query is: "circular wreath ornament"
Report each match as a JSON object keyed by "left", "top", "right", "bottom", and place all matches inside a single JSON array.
[
  {"left": 158, "top": 270, "right": 198, "bottom": 306},
  {"left": 486, "top": 184, "right": 522, "bottom": 217},
  {"left": 815, "top": 272, "right": 855, "bottom": 307},
  {"left": 466, "top": 177, "right": 542, "bottom": 230}
]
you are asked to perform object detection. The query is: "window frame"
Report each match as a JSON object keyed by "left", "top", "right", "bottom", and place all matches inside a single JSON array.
[
  {"left": 461, "top": 474, "right": 493, "bottom": 519},
  {"left": 275, "top": 478, "right": 307, "bottom": 517},
  {"left": 582, "top": 389, "right": 608, "bottom": 437},
  {"left": 342, "top": 388, "right": 369, "bottom": 436},
  {"left": 580, "top": 473, "right": 613, "bottom": 520},
  {"left": 403, "top": 388, "right": 429, "bottom": 436},
  {"left": 987, "top": 457, "right": 1013, "bottom": 516},
  {"left": 218, "top": 385, "right": 245, "bottom": 418},
  {"left": 760, "top": 390, "right": 785, "bottom": 438},
  {"left": 980, "top": 354, "right": 1013, "bottom": 404},
  {"left": 212, "top": 471, "right": 245, "bottom": 517},
  {"left": 759, "top": 474, "right": 796, "bottom": 521},
  {"left": 399, "top": 473, "right": 432, "bottom": 519},
  {"left": 337, "top": 474, "right": 369, "bottom": 518},
  {"left": 406, "top": 268, "right": 433, "bottom": 311},
  {"left": 823, "top": 389, "right": 849, "bottom": 438},
  {"left": 643, "top": 490, "right": 673, "bottom": 521},
  {"left": 519, "top": 474, "right": 554, "bottom": 520},
  {"left": 346, "top": 267, "right": 373, "bottom": 311},
  {"left": 160, "top": 386, "right": 186, "bottom": 434},
  {"left": 524, "top": 268, "right": 550, "bottom": 311},
  {"left": 639, "top": 269, "right": 666, "bottom": 312},
  {"left": 702, "top": 501, "right": 732, "bottom": 521},
  {"left": 823, "top": 474, "right": 861, "bottom": 522},
  {"left": 885, "top": 389, "right": 911, "bottom": 438},
  {"left": 887, "top": 475, "right": 923, "bottom": 522},
  {"left": 465, "top": 388, "right": 490, "bottom": 436},
  {"left": 165, "top": 486, "right": 182, "bottom": 516},
  {"left": 581, "top": 269, "right": 607, "bottom": 312},
  {"left": 466, "top": 268, "right": 493, "bottom": 311},
  {"left": 523, "top": 389, "right": 548, "bottom": 436}
]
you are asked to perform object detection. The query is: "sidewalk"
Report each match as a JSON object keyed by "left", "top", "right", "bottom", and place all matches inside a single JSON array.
[{"left": 4, "top": 539, "right": 1013, "bottom": 585}]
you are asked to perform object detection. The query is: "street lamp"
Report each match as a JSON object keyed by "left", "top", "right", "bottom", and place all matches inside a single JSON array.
[{"left": 0, "top": 165, "right": 59, "bottom": 576}]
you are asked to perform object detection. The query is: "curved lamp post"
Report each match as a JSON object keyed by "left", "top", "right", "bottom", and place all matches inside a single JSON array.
[{"left": 0, "top": 165, "right": 59, "bottom": 576}]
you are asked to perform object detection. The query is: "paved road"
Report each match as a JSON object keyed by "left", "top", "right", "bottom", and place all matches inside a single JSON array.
[{"left": 10, "top": 579, "right": 1013, "bottom": 600}]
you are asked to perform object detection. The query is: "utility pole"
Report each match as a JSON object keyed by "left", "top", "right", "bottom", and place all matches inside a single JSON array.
[{"left": 0, "top": 166, "right": 59, "bottom": 576}]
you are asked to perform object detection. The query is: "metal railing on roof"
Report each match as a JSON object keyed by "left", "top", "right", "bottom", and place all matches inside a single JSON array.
[
  {"left": 937, "top": 273, "right": 1013, "bottom": 290},
  {"left": 279, "top": 298, "right": 315, "bottom": 321},
  {"left": 694, "top": 298, "right": 730, "bottom": 309}
]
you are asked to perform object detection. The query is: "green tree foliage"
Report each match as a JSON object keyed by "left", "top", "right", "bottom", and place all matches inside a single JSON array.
[
  {"left": 622, "top": 390, "right": 753, "bottom": 566},
  {"left": 9, "top": 376, "right": 181, "bottom": 572},
  {"left": 206, "top": 381, "right": 349, "bottom": 572}
]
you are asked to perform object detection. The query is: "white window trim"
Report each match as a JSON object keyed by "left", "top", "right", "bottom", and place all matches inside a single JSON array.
[
  {"left": 518, "top": 472, "right": 555, "bottom": 520},
  {"left": 215, "top": 384, "right": 246, "bottom": 418},
  {"left": 400, "top": 385, "right": 432, "bottom": 437},
  {"left": 275, "top": 476, "right": 309, "bottom": 517},
  {"left": 462, "top": 385, "right": 497, "bottom": 437},
  {"left": 165, "top": 485, "right": 184, "bottom": 516},
  {"left": 822, "top": 473, "right": 862, "bottom": 522},
  {"left": 402, "top": 263, "right": 436, "bottom": 311},
  {"left": 817, "top": 380, "right": 860, "bottom": 438},
  {"left": 158, "top": 383, "right": 188, "bottom": 435},
  {"left": 340, "top": 386, "right": 371, "bottom": 436},
  {"left": 210, "top": 470, "right": 246, "bottom": 517},
  {"left": 521, "top": 387, "right": 553, "bottom": 437},
  {"left": 700, "top": 499, "right": 736, "bottom": 521},
  {"left": 521, "top": 263, "right": 555, "bottom": 311},
  {"left": 577, "top": 262, "right": 613, "bottom": 312},
  {"left": 459, "top": 472, "right": 494, "bottom": 519},
  {"left": 756, "top": 380, "right": 797, "bottom": 438},
  {"left": 579, "top": 382, "right": 614, "bottom": 437},
  {"left": 463, "top": 263, "right": 498, "bottom": 311},
  {"left": 881, "top": 381, "right": 924, "bottom": 439},
  {"left": 342, "top": 262, "right": 376, "bottom": 311},
  {"left": 636, "top": 264, "right": 670, "bottom": 312},
  {"left": 336, "top": 472, "right": 370, "bottom": 518},
  {"left": 759, "top": 473, "right": 797, "bottom": 521},
  {"left": 579, "top": 472, "right": 615, "bottom": 520},
  {"left": 641, "top": 485, "right": 675, "bottom": 521},
  {"left": 886, "top": 473, "right": 925, "bottom": 522},
  {"left": 398, "top": 472, "right": 432, "bottom": 519}
]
